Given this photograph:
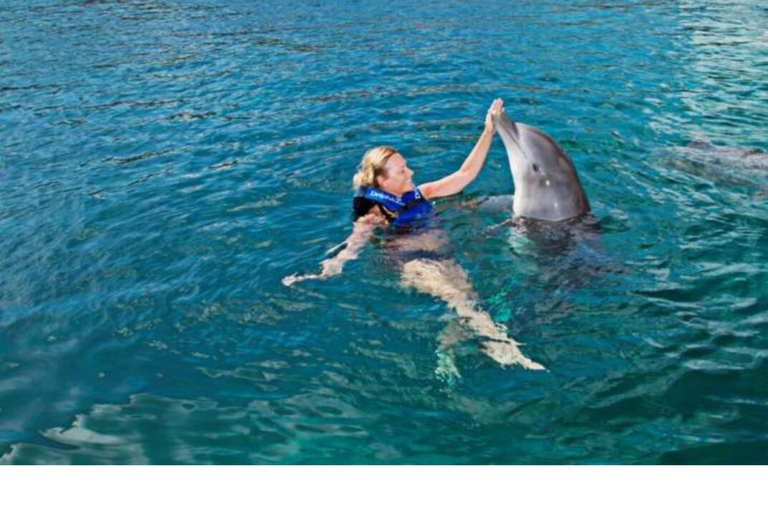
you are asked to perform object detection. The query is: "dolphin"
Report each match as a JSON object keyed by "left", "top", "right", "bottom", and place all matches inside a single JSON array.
[
  {"left": 665, "top": 140, "right": 768, "bottom": 188},
  {"left": 493, "top": 109, "right": 590, "bottom": 222}
]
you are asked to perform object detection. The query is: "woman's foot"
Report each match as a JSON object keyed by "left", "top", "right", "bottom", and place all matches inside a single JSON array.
[{"left": 481, "top": 341, "right": 546, "bottom": 371}]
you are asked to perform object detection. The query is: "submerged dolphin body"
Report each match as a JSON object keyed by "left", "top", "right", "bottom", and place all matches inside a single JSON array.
[{"left": 493, "top": 110, "right": 590, "bottom": 221}]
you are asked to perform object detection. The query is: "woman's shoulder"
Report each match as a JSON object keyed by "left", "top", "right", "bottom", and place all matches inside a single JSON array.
[
  {"left": 353, "top": 193, "right": 393, "bottom": 224},
  {"left": 416, "top": 182, "right": 437, "bottom": 200}
]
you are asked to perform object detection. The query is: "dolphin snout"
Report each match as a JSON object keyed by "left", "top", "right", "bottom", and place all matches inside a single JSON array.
[{"left": 493, "top": 109, "right": 519, "bottom": 140}]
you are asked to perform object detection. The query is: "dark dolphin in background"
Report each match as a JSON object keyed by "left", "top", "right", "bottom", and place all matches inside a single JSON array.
[
  {"left": 663, "top": 140, "right": 768, "bottom": 193},
  {"left": 493, "top": 109, "right": 590, "bottom": 222}
]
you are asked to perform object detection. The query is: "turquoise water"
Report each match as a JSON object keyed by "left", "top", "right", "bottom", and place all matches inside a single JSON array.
[{"left": 1, "top": 0, "right": 767, "bottom": 464}]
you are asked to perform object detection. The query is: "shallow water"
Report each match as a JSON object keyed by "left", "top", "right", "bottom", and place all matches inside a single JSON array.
[{"left": 1, "top": 0, "right": 767, "bottom": 464}]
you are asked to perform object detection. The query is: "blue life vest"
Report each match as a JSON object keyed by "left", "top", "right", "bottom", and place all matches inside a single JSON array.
[{"left": 353, "top": 186, "right": 433, "bottom": 228}]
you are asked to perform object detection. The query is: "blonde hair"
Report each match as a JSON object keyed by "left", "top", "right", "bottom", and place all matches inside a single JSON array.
[{"left": 352, "top": 146, "right": 398, "bottom": 189}]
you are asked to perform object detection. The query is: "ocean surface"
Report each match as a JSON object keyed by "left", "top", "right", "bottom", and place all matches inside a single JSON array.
[{"left": 1, "top": 0, "right": 767, "bottom": 464}]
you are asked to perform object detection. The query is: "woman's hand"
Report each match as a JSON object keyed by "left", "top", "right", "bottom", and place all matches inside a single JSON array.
[
  {"left": 282, "top": 272, "right": 322, "bottom": 286},
  {"left": 282, "top": 261, "right": 341, "bottom": 287},
  {"left": 484, "top": 98, "right": 503, "bottom": 134}
]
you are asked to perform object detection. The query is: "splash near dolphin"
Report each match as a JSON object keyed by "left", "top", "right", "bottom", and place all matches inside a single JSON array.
[{"left": 493, "top": 109, "right": 590, "bottom": 221}]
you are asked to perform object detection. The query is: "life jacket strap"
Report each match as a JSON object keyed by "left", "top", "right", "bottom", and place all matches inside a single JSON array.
[{"left": 354, "top": 186, "right": 429, "bottom": 225}]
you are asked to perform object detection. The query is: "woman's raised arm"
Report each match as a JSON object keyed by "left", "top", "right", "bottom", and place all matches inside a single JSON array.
[{"left": 419, "top": 99, "right": 503, "bottom": 200}]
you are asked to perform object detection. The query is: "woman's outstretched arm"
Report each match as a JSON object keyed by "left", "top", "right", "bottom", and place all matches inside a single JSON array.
[
  {"left": 420, "top": 98, "right": 502, "bottom": 200},
  {"left": 282, "top": 214, "right": 381, "bottom": 286}
]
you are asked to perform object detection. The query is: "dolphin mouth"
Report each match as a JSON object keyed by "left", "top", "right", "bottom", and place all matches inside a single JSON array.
[
  {"left": 493, "top": 109, "right": 535, "bottom": 164},
  {"left": 493, "top": 109, "right": 519, "bottom": 140}
]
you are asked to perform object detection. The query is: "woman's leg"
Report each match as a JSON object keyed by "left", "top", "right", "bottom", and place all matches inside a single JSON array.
[{"left": 401, "top": 258, "right": 545, "bottom": 370}]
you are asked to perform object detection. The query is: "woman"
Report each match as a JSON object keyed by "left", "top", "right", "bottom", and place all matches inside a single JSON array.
[{"left": 283, "top": 99, "right": 544, "bottom": 373}]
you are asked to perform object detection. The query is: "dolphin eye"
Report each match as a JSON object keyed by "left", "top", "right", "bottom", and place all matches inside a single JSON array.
[{"left": 532, "top": 163, "right": 540, "bottom": 172}]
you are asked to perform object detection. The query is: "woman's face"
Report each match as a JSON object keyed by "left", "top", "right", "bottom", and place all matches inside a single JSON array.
[{"left": 378, "top": 153, "right": 414, "bottom": 196}]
